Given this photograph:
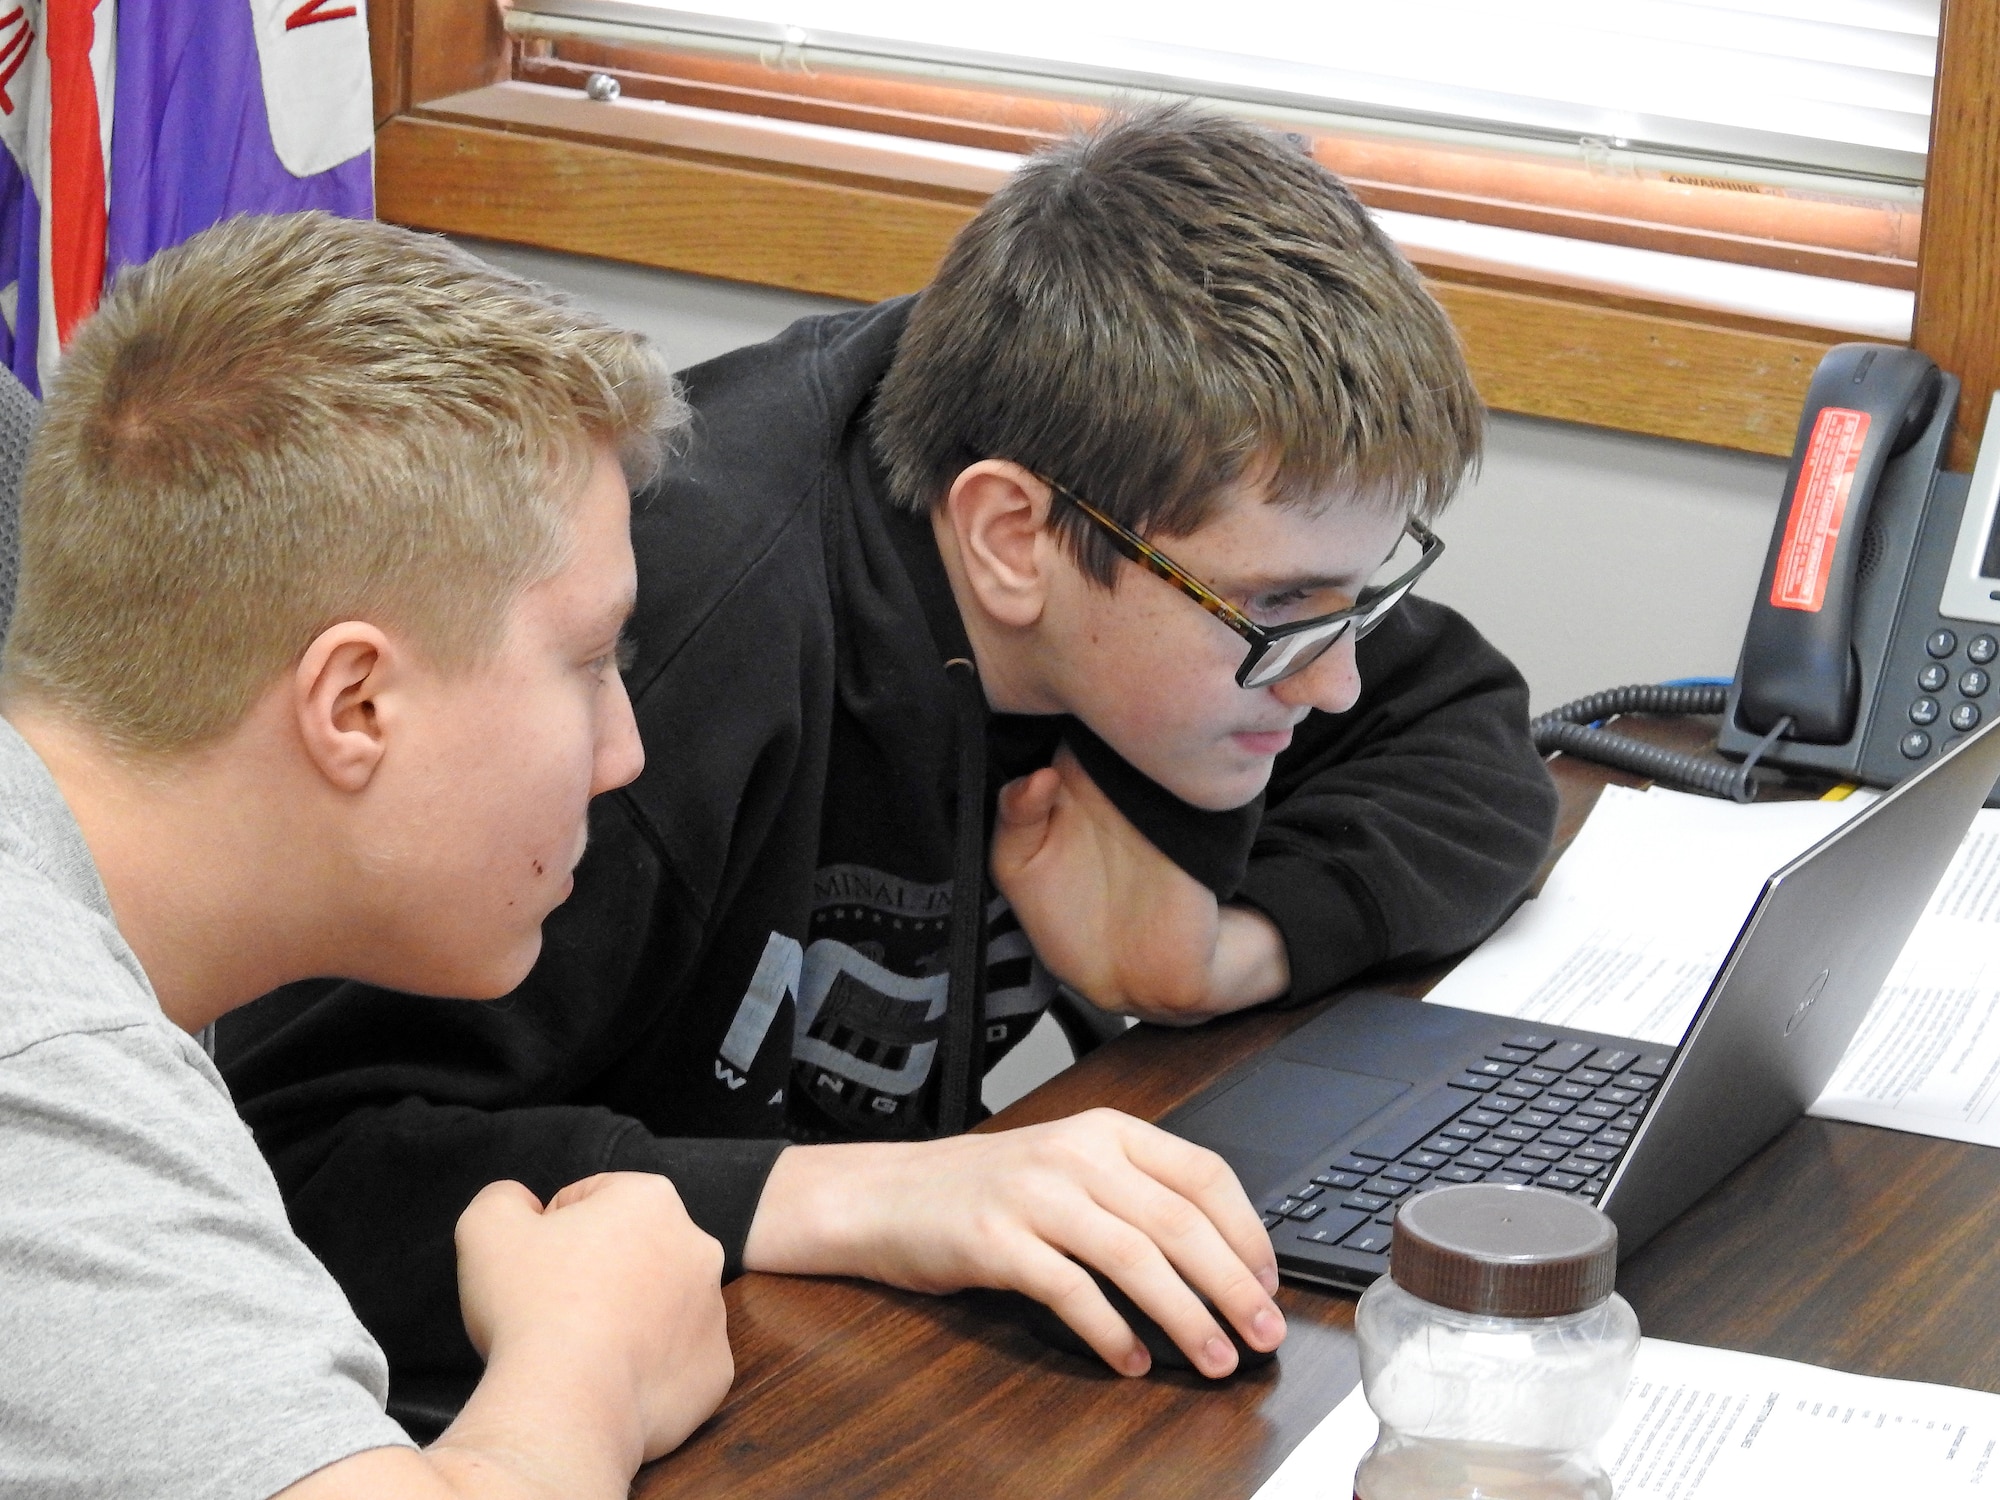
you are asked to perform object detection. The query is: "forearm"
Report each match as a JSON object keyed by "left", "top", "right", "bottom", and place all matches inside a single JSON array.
[
  {"left": 741, "top": 1141, "right": 899, "bottom": 1280},
  {"left": 424, "top": 1345, "right": 643, "bottom": 1500}
]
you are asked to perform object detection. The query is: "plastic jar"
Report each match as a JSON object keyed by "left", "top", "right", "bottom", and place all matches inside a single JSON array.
[{"left": 1352, "top": 1183, "right": 1639, "bottom": 1500}]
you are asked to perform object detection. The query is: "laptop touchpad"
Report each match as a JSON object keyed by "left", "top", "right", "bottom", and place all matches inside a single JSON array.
[{"left": 1172, "top": 1062, "right": 1410, "bottom": 1198}]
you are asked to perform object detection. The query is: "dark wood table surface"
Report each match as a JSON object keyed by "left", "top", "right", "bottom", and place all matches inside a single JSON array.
[{"left": 641, "top": 721, "right": 2000, "bottom": 1497}]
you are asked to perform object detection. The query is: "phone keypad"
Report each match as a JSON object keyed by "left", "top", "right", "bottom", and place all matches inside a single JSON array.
[{"left": 1902, "top": 632, "right": 1996, "bottom": 762}]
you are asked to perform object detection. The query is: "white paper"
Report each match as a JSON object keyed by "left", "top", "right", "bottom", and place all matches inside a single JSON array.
[
  {"left": 1811, "top": 819, "right": 2000, "bottom": 1144},
  {"left": 1425, "top": 786, "right": 1865, "bottom": 1046},
  {"left": 1423, "top": 784, "right": 2000, "bottom": 1148},
  {"left": 1254, "top": 1338, "right": 2000, "bottom": 1500}
]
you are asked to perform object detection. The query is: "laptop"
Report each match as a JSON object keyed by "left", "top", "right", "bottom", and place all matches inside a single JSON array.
[{"left": 1164, "top": 712, "right": 2000, "bottom": 1289}]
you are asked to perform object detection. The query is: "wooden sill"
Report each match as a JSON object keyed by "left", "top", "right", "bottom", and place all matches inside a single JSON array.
[{"left": 379, "top": 84, "right": 1854, "bottom": 456}]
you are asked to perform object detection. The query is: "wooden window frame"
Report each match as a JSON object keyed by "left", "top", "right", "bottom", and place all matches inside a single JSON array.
[{"left": 369, "top": 0, "right": 2000, "bottom": 465}]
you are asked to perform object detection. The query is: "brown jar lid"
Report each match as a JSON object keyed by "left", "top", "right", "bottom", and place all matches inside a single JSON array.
[{"left": 1389, "top": 1184, "right": 1618, "bottom": 1318}]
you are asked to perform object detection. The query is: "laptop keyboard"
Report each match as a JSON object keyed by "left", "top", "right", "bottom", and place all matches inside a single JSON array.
[{"left": 1260, "top": 1030, "right": 1674, "bottom": 1265}]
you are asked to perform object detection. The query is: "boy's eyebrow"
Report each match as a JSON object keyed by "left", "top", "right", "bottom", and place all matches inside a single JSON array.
[
  {"left": 587, "top": 592, "right": 639, "bottom": 641},
  {"left": 1214, "top": 570, "right": 1363, "bottom": 596}
]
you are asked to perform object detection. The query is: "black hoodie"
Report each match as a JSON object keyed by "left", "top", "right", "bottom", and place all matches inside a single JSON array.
[{"left": 217, "top": 298, "right": 1558, "bottom": 1428}]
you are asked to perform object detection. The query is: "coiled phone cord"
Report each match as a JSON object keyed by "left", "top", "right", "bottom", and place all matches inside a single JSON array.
[{"left": 1530, "top": 684, "right": 1793, "bottom": 804}]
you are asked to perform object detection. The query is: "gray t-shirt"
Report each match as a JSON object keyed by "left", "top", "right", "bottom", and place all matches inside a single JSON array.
[{"left": 0, "top": 718, "right": 415, "bottom": 1498}]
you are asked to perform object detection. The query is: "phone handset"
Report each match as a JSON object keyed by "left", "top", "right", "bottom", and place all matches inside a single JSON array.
[{"left": 1736, "top": 345, "right": 1941, "bottom": 743}]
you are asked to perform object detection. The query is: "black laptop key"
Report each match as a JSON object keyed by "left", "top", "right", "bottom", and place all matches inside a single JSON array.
[
  {"left": 1571, "top": 1068, "right": 1612, "bottom": 1088},
  {"left": 1291, "top": 1184, "right": 1325, "bottom": 1201},
  {"left": 1596, "top": 1129, "right": 1632, "bottom": 1148},
  {"left": 1332, "top": 1154, "right": 1387, "bottom": 1176},
  {"left": 1518, "top": 1067, "right": 1562, "bottom": 1086},
  {"left": 1504, "top": 1032, "right": 1557, "bottom": 1052},
  {"left": 1549, "top": 1082, "right": 1595, "bottom": 1101},
  {"left": 1541, "top": 1171, "right": 1585, "bottom": 1191},
  {"left": 1510, "top": 1157, "right": 1552, "bottom": 1176},
  {"left": 1486, "top": 1169, "right": 1532, "bottom": 1185},
  {"left": 1484, "top": 1096, "right": 1525, "bottom": 1116},
  {"left": 1498, "top": 1081, "right": 1543, "bottom": 1100},
  {"left": 1462, "top": 1109, "right": 1507, "bottom": 1129},
  {"left": 1481, "top": 1139, "right": 1520, "bottom": 1158},
  {"left": 1523, "top": 1143, "right": 1568, "bottom": 1162},
  {"left": 1450, "top": 1073, "right": 1500, "bottom": 1094},
  {"left": 1588, "top": 1048, "right": 1640, "bottom": 1073},
  {"left": 1287, "top": 1201, "right": 1325, "bottom": 1221},
  {"left": 1380, "top": 1163, "right": 1429, "bottom": 1184},
  {"left": 1417, "top": 1139, "right": 1466, "bottom": 1159},
  {"left": 1540, "top": 1041, "right": 1594, "bottom": 1071},
  {"left": 1576, "top": 1143, "right": 1621, "bottom": 1162},
  {"left": 1364, "top": 1178, "right": 1410, "bottom": 1198},
  {"left": 1486, "top": 1046, "right": 1538, "bottom": 1065},
  {"left": 1468, "top": 1059, "right": 1518, "bottom": 1079},
  {"left": 1544, "top": 1129, "right": 1587, "bottom": 1149},
  {"left": 1575, "top": 1101, "right": 1621, "bottom": 1120},
  {"left": 1313, "top": 1170, "right": 1366, "bottom": 1191},
  {"left": 1495, "top": 1123, "right": 1539, "bottom": 1143},
  {"left": 1598, "top": 1086, "right": 1643, "bottom": 1107},
  {"left": 1262, "top": 1212, "right": 1284, "bottom": 1229},
  {"left": 1441, "top": 1122, "right": 1488, "bottom": 1142},
  {"left": 1341, "top": 1192, "right": 1390, "bottom": 1213},
  {"left": 1560, "top": 1158, "right": 1606, "bottom": 1177},
  {"left": 1612, "top": 1112, "right": 1644, "bottom": 1132},
  {"left": 1293, "top": 1208, "right": 1369, "bottom": 1245},
  {"left": 1350, "top": 1089, "right": 1473, "bottom": 1161},
  {"left": 1269, "top": 1197, "right": 1305, "bottom": 1217},
  {"left": 1538, "top": 1098, "right": 1576, "bottom": 1116},
  {"left": 1342, "top": 1224, "right": 1394, "bottom": 1255},
  {"left": 1631, "top": 1052, "right": 1673, "bottom": 1078},
  {"left": 1438, "top": 1165, "right": 1484, "bottom": 1183},
  {"left": 1518, "top": 1108, "right": 1559, "bottom": 1128},
  {"left": 1461, "top": 1150, "right": 1503, "bottom": 1171}
]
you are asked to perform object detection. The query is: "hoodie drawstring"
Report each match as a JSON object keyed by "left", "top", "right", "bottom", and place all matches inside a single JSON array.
[{"left": 936, "top": 657, "right": 988, "bottom": 1136}]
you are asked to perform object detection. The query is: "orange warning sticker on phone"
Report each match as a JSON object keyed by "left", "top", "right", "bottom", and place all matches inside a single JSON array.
[{"left": 1770, "top": 406, "right": 1871, "bottom": 612}]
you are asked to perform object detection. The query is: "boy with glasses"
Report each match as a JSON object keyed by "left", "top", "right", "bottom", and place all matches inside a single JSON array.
[{"left": 222, "top": 106, "right": 1558, "bottom": 1414}]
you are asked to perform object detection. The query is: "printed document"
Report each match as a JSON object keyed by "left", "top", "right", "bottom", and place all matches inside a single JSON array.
[
  {"left": 1423, "top": 785, "right": 2000, "bottom": 1146},
  {"left": 1254, "top": 1338, "right": 2000, "bottom": 1500}
]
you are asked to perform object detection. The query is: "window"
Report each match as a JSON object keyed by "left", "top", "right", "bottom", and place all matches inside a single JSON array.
[
  {"left": 369, "top": 0, "right": 2000, "bottom": 465},
  {"left": 510, "top": 0, "right": 1935, "bottom": 295}
]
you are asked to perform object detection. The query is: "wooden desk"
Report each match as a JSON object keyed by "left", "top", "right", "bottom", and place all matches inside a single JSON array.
[{"left": 643, "top": 727, "right": 2000, "bottom": 1497}]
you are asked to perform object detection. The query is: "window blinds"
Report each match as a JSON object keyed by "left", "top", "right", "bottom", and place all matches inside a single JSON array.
[{"left": 510, "top": 0, "right": 1939, "bottom": 183}]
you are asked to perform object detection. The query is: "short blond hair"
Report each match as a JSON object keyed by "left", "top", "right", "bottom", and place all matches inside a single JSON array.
[{"left": 1, "top": 211, "right": 678, "bottom": 751}]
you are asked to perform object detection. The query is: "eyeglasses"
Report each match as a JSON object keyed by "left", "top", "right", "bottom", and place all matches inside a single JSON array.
[{"left": 1042, "top": 477, "right": 1443, "bottom": 690}]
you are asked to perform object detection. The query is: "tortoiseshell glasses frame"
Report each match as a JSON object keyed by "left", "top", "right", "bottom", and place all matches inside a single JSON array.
[{"left": 1041, "top": 477, "right": 1444, "bottom": 690}]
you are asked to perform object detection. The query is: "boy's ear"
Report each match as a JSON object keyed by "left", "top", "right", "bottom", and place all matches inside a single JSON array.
[
  {"left": 942, "top": 460, "right": 1060, "bottom": 629},
  {"left": 293, "top": 622, "right": 397, "bottom": 793}
]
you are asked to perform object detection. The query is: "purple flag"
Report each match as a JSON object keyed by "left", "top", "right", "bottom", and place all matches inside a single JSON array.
[{"left": 0, "top": 0, "right": 372, "bottom": 394}]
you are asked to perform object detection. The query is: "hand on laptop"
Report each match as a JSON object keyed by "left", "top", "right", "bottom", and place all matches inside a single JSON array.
[
  {"left": 444, "top": 1172, "right": 734, "bottom": 1488},
  {"left": 991, "top": 747, "right": 1291, "bottom": 1024},
  {"left": 740, "top": 1108, "right": 1285, "bottom": 1378}
]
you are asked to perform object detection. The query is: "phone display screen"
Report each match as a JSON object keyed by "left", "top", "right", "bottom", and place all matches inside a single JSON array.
[{"left": 1981, "top": 507, "right": 2000, "bottom": 581}]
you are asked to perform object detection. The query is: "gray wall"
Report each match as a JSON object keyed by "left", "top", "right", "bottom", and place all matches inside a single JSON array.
[
  {"left": 457, "top": 236, "right": 1791, "bottom": 1108},
  {"left": 457, "top": 235, "right": 1786, "bottom": 713}
]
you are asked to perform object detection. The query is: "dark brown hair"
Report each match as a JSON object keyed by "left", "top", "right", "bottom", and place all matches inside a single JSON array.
[{"left": 871, "top": 103, "right": 1482, "bottom": 582}]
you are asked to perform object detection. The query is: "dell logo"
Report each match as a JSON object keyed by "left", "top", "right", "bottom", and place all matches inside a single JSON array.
[{"left": 1786, "top": 970, "right": 1831, "bottom": 1036}]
